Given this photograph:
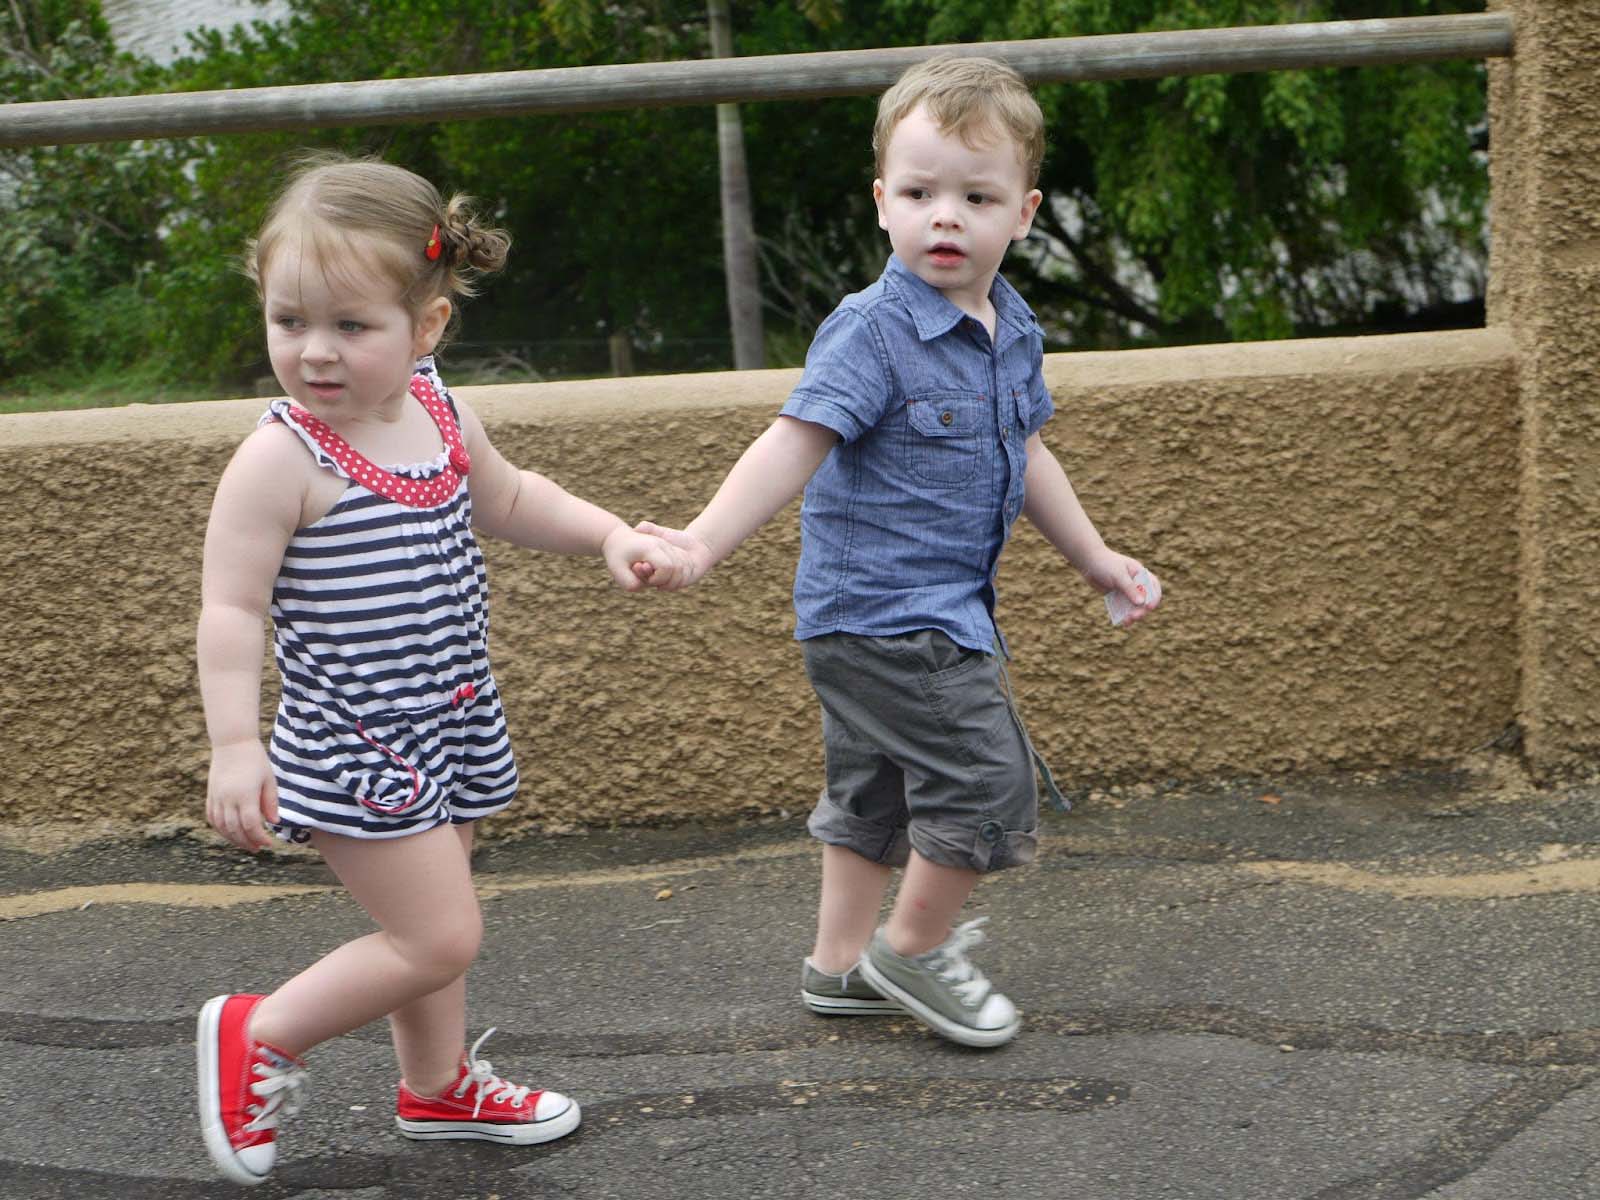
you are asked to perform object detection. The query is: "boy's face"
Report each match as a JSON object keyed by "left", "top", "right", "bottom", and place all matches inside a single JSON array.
[{"left": 873, "top": 104, "right": 1042, "bottom": 319}]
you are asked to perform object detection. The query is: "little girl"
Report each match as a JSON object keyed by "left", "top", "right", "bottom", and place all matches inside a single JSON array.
[{"left": 195, "top": 153, "right": 686, "bottom": 1185}]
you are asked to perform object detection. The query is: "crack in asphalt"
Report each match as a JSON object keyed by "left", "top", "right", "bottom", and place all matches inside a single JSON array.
[
  {"left": 5, "top": 1006, "right": 1598, "bottom": 1068},
  {"left": 0, "top": 1076, "right": 1123, "bottom": 1198},
  {"left": 1305, "top": 1070, "right": 1598, "bottom": 1200}
]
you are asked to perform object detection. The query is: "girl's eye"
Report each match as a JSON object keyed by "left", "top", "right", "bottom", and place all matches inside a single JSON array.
[
  {"left": 273, "top": 316, "right": 303, "bottom": 331},
  {"left": 338, "top": 320, "right": 365, "bottom": 333}
]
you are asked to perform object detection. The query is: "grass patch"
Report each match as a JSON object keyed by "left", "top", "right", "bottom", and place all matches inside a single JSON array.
[{"left": 0, "top": 359, "right": 234, "bottom": 415}]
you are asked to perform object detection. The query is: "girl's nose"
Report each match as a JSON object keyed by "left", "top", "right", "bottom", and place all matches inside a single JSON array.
[{"left": 301, "top": 332, "right": 338, "bottom": 363}]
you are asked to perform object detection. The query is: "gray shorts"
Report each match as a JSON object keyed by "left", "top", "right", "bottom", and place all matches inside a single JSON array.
[{"left": 800, "top": 630, "right": 1040, "bottom": 873}]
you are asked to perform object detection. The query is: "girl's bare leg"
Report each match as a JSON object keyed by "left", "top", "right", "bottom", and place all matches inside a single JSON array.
[
  {"left": 384, "top": 823, "right": 475, "bottom": 1095},
  {"left": 882, "top": 851, "right": 978, "bottom": 957},
  {"left": 246, "top": 822, "right": 482, "bottom": 1083},
  {"left": 810, "top": 843, "right": 893, "bottom": 973}
]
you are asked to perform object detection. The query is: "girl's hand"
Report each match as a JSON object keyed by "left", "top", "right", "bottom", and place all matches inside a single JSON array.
[
  {"left": 206, "top": 740, "right": 279, "bottom": 852},
  {"left": 1084, "top": 551, "right": 1162, "bottom": 626},
  {"left": 602, "top": 525, "right": 695, "bottom": 592},
  {"left": 631, "top": 521, "right": 716, "bottom": 591}
]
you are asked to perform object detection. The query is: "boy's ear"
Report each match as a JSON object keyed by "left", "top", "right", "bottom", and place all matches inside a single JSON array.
[
  {"left": 872, "top": 179, "right": 889, "bottom": 231},
  {"left": 413, "top": 297, "right": 453, "bottom": 355},
  {"left": 1013, "top": 188, "right": 1044, "bottom": 242}
]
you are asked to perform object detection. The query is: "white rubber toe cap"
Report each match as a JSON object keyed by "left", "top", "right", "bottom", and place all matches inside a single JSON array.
[
  {"left": 535, "top": 1089, "right": 574, "bottom": 1121},
  {"left": 976, "top": 993, "right": 1018, "bottom": 1031}
]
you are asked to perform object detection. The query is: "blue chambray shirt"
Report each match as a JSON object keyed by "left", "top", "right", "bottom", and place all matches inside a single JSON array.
[{"left": 780, "top": 255, "right": 1055, "bottom": 654}]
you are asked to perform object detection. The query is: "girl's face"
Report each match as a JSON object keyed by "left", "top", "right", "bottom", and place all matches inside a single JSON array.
[{"left": 261, "top": 241, "right": 449, "bottom": 426}]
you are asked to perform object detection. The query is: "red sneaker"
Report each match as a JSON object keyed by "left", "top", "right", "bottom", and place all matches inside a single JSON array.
[
  {"left": 196, "top": 994, "right": 308, "bottom": 1185},
  {"left": 395, "top": 1028, "right": 580, "bottom": 1145}
]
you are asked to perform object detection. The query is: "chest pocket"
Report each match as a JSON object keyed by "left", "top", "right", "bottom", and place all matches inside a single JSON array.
[{"left": 904, "top": 390, "right": 984, "bottom": 486}]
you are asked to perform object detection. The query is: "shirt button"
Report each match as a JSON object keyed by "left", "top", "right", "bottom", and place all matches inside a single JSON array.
[
  {"left": 1002, "top": 426, "right": 1011, "bottom": 438},
  {"left": 940, "top": 411, "right": 954, "bottom": 426}
]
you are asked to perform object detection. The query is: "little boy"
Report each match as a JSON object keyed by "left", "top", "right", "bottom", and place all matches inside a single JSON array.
[{"left": 640, "top": 55, "right": 1159, "bottom": 1047}]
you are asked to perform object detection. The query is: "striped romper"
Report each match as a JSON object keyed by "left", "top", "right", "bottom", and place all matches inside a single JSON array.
[{"left": 262, "top": 361, "right": 518, "bottom": 842}]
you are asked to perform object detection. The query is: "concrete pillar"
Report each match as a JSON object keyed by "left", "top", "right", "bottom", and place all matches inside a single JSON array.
[{"left": 1487, "top": 1, "right": 1600, "bottom": 775}]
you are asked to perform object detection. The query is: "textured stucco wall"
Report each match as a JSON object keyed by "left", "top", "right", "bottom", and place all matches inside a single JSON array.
[
  {"left": 0, "top": 331, "right": 1519, "bottom": 835},
  {"left": 1487, "top": 0, "right": 1600, "bottom": 773}
]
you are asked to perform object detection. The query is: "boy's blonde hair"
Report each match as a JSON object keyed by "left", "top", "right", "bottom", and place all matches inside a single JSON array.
[
  {"left": 246, "top": 153, "right": 511, "bottom": 346},
  {"left": 873, "top": 55, "right": 1045, "bottom": 188}
]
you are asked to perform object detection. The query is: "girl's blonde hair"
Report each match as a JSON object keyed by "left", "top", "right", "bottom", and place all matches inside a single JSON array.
[
  {"left": 873, "top": 56, "right": 1046, "bottom": 188},
  {"left": 246, "top": 153, "right": 511, "bottom": 348}
]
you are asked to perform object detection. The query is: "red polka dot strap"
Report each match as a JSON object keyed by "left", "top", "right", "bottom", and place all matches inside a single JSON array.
[{"left": 284, "top": 374, "right": 473, "bottom": 509}]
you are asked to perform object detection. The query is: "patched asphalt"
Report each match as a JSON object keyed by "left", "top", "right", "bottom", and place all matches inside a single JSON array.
[{"left": 3, "top": 757, "right": 1599, "bottom": 1199}]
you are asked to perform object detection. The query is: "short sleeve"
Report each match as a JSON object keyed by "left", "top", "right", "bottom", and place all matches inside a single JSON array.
[
  {"left": 1026, "top": 336, "right": 1054, "bottom": 436},
  {"left": 779, "top": 306, "right": 895, "bottom": 444}
]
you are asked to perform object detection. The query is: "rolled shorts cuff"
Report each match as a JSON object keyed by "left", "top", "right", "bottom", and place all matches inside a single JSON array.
[
  {"left": 808, "top": 791, "right": 1038, "bottom": 874},
  {"left": 807, "top": 791, "right": 911, "bottom": 868},
  {"left": 909, "top": 817, "right": 1039, "bottom": 873}
]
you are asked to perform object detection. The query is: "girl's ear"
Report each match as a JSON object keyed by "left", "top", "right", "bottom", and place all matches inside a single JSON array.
[{"left": 413, "top": 297, "right": 453, "bottom": 356}]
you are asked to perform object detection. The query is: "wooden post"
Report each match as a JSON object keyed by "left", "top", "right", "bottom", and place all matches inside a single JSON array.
[
  {"left": 708, "top": 0, "right": 766, "bottom": 371},
  {"left": 608, "top": 332, "right": 635, "bottom": 377}
]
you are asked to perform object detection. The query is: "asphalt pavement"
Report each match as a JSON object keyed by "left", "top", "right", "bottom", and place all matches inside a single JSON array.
[{"left": 3, "top": 755, "right": 1598, "bottom": 1199}]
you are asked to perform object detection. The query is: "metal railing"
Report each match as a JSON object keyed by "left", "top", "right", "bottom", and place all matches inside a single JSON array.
[{"left": 0, "top": 13, "right": 1512, "bottom": 148}]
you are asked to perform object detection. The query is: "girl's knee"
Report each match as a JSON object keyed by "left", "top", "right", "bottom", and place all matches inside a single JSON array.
[{"left": 392, "top": 907, "right": 482, "bottom": 981}]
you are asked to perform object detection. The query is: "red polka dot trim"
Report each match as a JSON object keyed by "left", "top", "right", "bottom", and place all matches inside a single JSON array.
[{"left": 286, "top": 374, "right": 471, "bottom": 509}]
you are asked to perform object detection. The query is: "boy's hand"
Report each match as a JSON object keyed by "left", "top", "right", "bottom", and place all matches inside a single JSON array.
[
  {"left": 603, "top": 525, "right": 693, "bottom": 592},
  {"left": 1084, "top": 551, "right": 1162, "bottom": 626},
  {"left": 631, "top": 521, "right": 717, "bottom": 591},
  {"left": 206, "top": 739, "right": 279, "bottom": 852}
]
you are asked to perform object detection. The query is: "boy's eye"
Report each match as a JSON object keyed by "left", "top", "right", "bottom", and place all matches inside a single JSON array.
[
  {"left": 967, "top": 192, "right": 989, "bottom": 205},
  {"left": 905, "top": 187, "right": 928, "bottom": 200}
]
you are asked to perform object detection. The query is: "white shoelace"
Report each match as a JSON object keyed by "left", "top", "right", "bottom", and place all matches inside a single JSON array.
[
  {"left": 931, "top": 918, "right": 995, "bottom": 1010},
  {"left": 244, "top": 1050, "right": 308, "bottom": 1133},
  {"left": 454, "top": 1028, "right": 532, "bottom": 1119}
]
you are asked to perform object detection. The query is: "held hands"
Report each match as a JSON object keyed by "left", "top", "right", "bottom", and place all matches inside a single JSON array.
[
  {"left": 1084, "top": 550, "right": 1163, "bottom": 627},
  {"left": 603, "top": 523, "right": 697, "bottom": 592},
  {"left": 629, "top": 521, "right": 717, "bottom": 590},
  {"left": 206, "top": 739, "right": 279, "bottom": 852}
]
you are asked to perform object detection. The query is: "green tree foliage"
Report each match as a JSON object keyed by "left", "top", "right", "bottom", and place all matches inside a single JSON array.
[
  {"left": 0, "top": 1, "right": 197, "bottom": 377},
  {"left": 3, "top": 0, "right": 1488, "bottom": 394}
]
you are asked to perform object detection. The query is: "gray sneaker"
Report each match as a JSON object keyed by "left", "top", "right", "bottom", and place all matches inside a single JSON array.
[
  {"left": 800, "top": 959, "right": 901, "bottom": 1015},
  {"left": 858, "top": 918, "right": 1021, "bottom": 1047}
]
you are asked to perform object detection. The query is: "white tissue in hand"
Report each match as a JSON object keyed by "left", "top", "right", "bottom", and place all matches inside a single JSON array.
[{"left": 1105, "top": 567, "right": 1159, "bottom": 627}]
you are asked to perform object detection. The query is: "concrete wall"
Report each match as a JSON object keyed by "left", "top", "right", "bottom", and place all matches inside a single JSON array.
[
  {"left": 11, "top": 1, "right": 1600, "bottom": 834},
  {"left": 1488, "top": 0, "right": 1600, "bottom": 774},
  {"left": 0, "top": 331, "right": 1521, "bottom": 836}
]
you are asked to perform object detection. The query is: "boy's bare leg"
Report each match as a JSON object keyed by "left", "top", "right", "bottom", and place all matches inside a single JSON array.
[
  {"left": 882, "top": 850, "right": 978, "bottom": 957},
  {"left": 810, "top": 843, "right": 893, "bottom": 973}
]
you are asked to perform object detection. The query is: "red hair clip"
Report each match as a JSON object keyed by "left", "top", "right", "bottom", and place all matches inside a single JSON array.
[{"left": 424, "top": 224, "right": 442, "bottom": 262}]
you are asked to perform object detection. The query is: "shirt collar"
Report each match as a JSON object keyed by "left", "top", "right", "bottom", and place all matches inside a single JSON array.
[{"left": 881, "top": 254, "right": 1036, "bottom": 346}]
